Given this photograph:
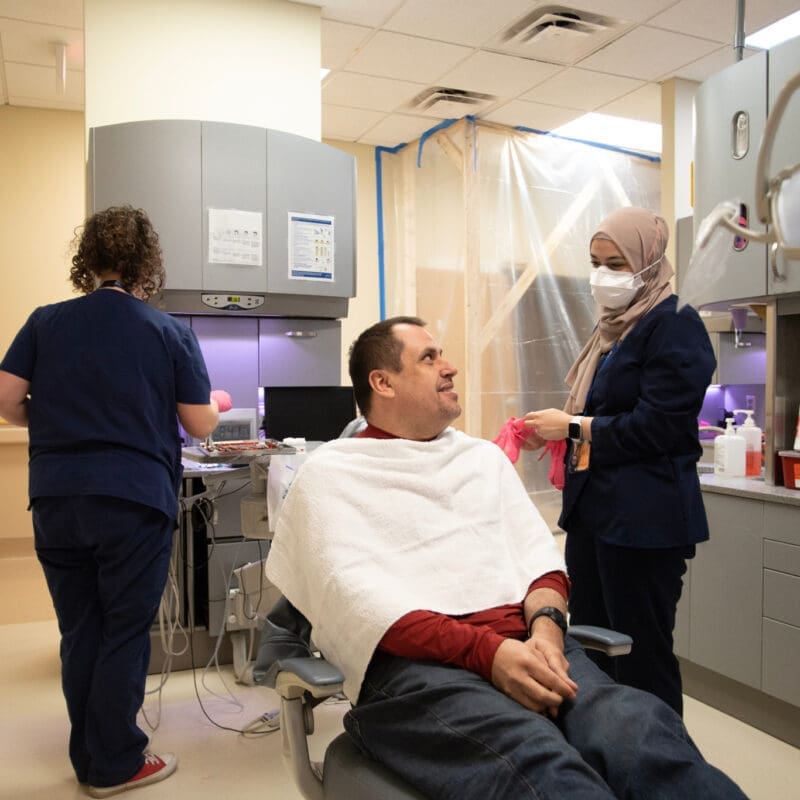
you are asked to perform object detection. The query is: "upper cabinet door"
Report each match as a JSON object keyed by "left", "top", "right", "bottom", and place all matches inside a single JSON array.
[
  {"left": 89, "top": 121, "right": 202, "bottom": 292},
  {"left": 693, "top": 51, "right": 768, "bottom": 307},
  {"left": 201, "top": 122, "right": 268, "bottom": 294},
  {"left": 768, "top": 36, "right": 800, "bottom": 296},
  {"left": 265, "top": 130, "right": 356, "bottom": 300}
]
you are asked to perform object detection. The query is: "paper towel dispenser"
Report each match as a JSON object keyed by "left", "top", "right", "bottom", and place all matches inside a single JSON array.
[{"left": 88, "top": 120, "right": 356, "bottom": 319}]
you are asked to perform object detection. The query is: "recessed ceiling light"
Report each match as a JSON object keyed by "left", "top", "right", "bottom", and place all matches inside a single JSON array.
[
  {"left": 552, "top": 113, "right": 662, "bottom": 155},
  {"left": 746, "top": 10, "right": 800, "bottom": 50}
]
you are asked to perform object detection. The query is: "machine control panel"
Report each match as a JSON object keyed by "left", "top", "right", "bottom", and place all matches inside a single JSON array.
[{"left": 201, "top": 293, "right": 265, "bottom": 311}]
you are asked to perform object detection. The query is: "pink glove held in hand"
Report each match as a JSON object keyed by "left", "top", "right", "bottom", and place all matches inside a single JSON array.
[
  {"left": 538, "top": 439, "right": 567, "bottom": 490},
  {"left": 210, "top": 389, "right": 233, "bottom": 413},
  {"left": 492, "top": 417, "right": 537, "bottom": 464}
]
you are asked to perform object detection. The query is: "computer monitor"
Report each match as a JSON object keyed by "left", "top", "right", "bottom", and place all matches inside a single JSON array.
[{"left": 261, "top": 386, "right": 357, "bottom": 442}]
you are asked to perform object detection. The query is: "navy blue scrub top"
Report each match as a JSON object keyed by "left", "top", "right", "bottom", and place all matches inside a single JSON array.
[{"left": 0, "top": 290, "right": 211, "bottom": 520}]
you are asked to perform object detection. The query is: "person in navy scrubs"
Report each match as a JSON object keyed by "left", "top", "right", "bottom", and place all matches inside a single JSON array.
[
  {"left": 525, "top": 207, "right": 715, "bottom": 716},
  {"left": 0, "top": 206, "right": 226, "bottom": 797}
]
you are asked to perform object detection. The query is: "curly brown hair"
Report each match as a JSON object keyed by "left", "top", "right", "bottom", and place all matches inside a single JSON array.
[{"left": 70, "top": 205, "right": 165, "bottom": 300}]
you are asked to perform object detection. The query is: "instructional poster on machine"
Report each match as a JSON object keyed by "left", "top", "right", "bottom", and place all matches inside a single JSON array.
[
  {"left": 208, "top": 208, "right": 263, "bottom": 266},
  {"left": 288, "top": 212, "right": 335, "bottom": 281}
]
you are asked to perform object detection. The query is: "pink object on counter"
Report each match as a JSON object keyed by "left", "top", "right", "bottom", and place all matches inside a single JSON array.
[{"left": 210, "top": 389, "right": 233, "bottom": 413}]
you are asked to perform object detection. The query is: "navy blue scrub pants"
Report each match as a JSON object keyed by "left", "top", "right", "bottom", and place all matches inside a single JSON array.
[
  {"left": 32, "top": 495, "right": 174, "bottom": 787},
  {"left": 565, "top": 532, "right": 694, "bottom": 717}
]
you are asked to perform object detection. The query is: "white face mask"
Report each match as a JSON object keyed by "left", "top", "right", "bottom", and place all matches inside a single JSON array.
[{"left": 589, "top": 258, "right": 661, "bottom": 310}]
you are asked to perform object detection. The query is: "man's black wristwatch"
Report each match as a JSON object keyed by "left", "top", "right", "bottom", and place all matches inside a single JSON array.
[
  {"left": 528, "top": 606, "right": 568, "bottom": 637},
  {"left": 568, "top": 416, "right": 583, "bottom": 442}
]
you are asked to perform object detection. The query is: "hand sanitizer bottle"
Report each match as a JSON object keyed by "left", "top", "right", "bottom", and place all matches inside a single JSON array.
[
  {"left": 714, "top": 418, "right": 746, "bottom": 478},
  {"left": 733, "top": 409, "right": 762, "bottom": 477}
]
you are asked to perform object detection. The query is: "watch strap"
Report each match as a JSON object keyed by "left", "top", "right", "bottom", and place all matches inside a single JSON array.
[{"left": 528, "top": 606, "right": 568, "bottom": 637}]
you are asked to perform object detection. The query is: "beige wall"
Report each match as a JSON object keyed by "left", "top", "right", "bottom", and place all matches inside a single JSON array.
[
  {"left": 85, "top": 0, "right": 321, "bottom": 140},
  {"left": 0, "top": 106, "right": 85, "bottom": 545}
]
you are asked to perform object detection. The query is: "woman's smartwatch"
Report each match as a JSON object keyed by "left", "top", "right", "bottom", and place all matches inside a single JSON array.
[{"left": 568, "top": 416, "right": 583, "bottom": 442}]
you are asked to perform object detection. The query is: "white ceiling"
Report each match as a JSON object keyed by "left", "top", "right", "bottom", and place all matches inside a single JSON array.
[{"left": 2, "top": 0, "right": 799, "bottom": 148}]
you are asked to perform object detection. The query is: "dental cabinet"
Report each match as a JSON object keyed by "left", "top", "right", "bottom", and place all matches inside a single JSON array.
[
  {"left": 691, "top": 34, "right": 800, "bottom": 307},
  {"left": 674, "top": 486, "right": 800, "bottom": 747},
  {"left": 89, "top": 119, "right": 356, "bottom": 317}
]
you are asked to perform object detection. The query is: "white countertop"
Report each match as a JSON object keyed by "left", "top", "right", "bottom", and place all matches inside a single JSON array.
[{"left": 699, "top": 473, "right": 800, "bottom": 507}]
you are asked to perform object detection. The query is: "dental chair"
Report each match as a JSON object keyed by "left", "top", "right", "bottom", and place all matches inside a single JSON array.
[{"left": 253, "top": 598, "right": 632, "bottom": 800}]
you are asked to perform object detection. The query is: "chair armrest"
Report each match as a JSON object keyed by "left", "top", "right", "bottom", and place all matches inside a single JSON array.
[
  {"left": 567, "top": 625, "right": 632, "bottom": 657},
  {"left": 274, "top": 656, "right": 345, "bottom": 701}
]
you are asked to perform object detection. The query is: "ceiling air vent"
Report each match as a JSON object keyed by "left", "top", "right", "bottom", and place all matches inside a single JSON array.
[
  {"left": 408, "top": 87, "right": 497, "bottom": 118},
  {"left": 491, "top": 5, "right": 625, "bottom": 65}
]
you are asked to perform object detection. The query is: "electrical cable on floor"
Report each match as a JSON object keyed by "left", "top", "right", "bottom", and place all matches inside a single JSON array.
[{"left": 154, "top": 482, "right": 281, "bottom": 736}]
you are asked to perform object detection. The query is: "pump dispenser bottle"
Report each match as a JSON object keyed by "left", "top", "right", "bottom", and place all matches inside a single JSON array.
[
  {"left": 734, "top": 409, "right": 762, "bottom": 477},
  {"left": 714, "top": 418, "right": 746, "bottom": 477}
]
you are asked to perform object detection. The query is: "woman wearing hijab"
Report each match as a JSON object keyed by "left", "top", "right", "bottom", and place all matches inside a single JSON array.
[
  {"left": 525, "top": 206, "right": 715, "bottom": 716},
  {"left": 0, "top": 206, "right": 230, "bottom": 796}
]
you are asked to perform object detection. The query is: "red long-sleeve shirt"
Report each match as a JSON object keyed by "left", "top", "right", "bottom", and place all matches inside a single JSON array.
[{"left": 356, "top": 423, "right": 570, "bottom": 680}]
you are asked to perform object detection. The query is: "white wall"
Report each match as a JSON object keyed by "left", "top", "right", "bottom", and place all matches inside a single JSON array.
[{"left": 84, "top": 0, "right": 321, "bottom": 140}]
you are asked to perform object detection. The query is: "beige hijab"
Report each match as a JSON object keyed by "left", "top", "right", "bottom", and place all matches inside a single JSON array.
[{"left": 564, "top": 207, "right": 675, "bottom": 414}]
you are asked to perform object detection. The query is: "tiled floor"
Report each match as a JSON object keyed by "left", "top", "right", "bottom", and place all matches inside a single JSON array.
[{"left": 1, "top": 554, "right": 798, "bottom": 799}]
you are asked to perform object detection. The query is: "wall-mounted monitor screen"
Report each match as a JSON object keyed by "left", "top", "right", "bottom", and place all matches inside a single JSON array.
[{"left": 261, "top": 386, "right": 356, "bottom": 442}]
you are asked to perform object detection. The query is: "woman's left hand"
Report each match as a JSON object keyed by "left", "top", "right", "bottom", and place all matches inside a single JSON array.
[{"left": 523, "top": 409, "right": 571, "bottom": 441}]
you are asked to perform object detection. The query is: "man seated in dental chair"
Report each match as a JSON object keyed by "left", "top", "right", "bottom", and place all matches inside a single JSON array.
[{"left": 265, "top": 316, "right": 747, "bottom": 800}]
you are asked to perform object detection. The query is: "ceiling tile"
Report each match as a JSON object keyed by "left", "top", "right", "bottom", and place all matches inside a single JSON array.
[
  {"left": 649, "top": 0, "right": 800, "bottom": 44},
  {"left": 596, "top": 82, "right": 662, "bottom": 123},
  {"left": 321, "top": 20, "right": 372, "bottom": 70},
  {"left": 384, "top": 0, "right": 531, "bottom": 47},
  {"left": 578, "top": 26, "right": 720, "bottom": 80},
  {"left": 561, "top": 0, "right": 677, "bottom": 23},
  {"left": 345, "top": 30, "right": 473, "bottom": 84},
  {"left": 357, "top": 112, "right": 444, "bottom": 147},
  {"left": 0, "top": 19, "right": 84, "bottom": 68},
  {"left": 322, "top": 103, "right": 386, "bottom": 140},
  {"left": 668, "top": 45, "right": 759, "bottom": 84},
  {"left": 0, "top": 0, "right": 82, "bottom": 29},
  {"left": 744, "top": 0, "right": 800, "bottom": 33},
  {"left": 323, "top": 71, "right": 424, "bottom": 112},
  {"left": 648, "top": 0, "right": 743, "bottom": 43},
  {"left": 437, "top": 51, "right": 561, "bottom": 97},
  {"left": 483, "top": 99, "right": 582, "bottom": 131},
  {"left": 5, "top": 61, "right": 83, "bottom": 109},
  {"left": 521, "top": 67, "right": 643, "bottom": 111},
  {"left": 320, "top": 0, "right": 405, "bottom": 28}
]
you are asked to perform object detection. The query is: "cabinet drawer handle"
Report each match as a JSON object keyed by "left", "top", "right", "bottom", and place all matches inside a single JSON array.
[{"left": 285, "top": 330, "right": 318, "bottom": 338}]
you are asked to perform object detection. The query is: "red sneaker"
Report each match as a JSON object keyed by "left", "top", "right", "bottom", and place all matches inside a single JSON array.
[{"left": 88, "top": 752, "right": 178, "bottom": 797}]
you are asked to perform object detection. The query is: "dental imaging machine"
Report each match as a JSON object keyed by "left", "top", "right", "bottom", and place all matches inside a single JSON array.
[{"left": 87, "top": 119, "right": 357, "bottom": 679}]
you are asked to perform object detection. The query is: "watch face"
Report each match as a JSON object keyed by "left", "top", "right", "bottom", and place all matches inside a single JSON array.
[{"left": 569, "top": 421, "right": 581, "bottom": 440}]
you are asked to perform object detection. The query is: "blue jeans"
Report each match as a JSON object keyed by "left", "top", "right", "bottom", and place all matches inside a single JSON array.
[
  {"left": 344, "top": 636, "right": 748, "bottom": 800},
  {"left": 33, "top": 495, "right": 174, "bottom": 787}
]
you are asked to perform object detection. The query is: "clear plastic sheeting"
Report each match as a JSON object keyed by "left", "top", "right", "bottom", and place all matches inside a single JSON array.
[{"left": 378, "top": 119, "right": 659, "bottom": 525}]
